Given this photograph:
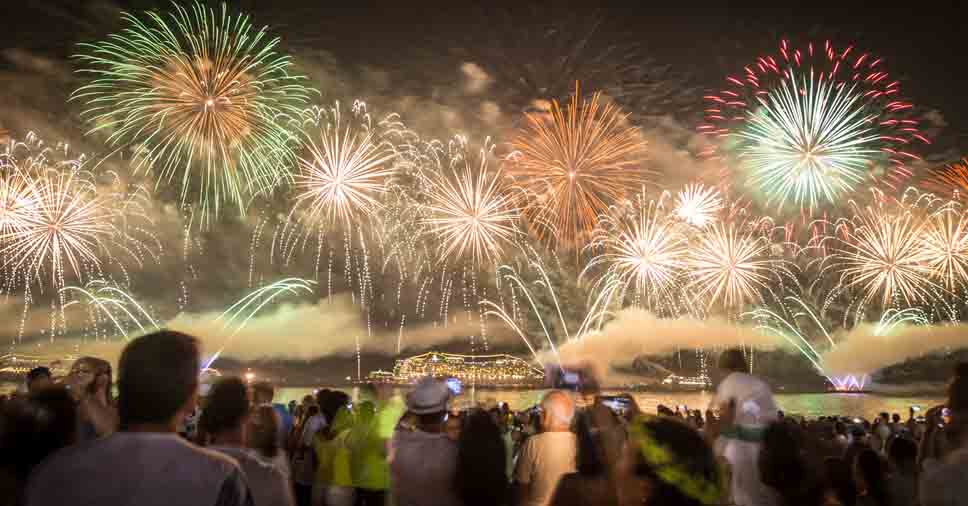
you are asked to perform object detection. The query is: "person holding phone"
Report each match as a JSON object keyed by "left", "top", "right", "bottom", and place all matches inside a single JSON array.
[{"left": 65, "top": 356, "right": 118, "bottom": 440}]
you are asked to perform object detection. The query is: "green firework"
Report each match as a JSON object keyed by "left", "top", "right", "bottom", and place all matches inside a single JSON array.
[{"left": 73, "top": 1, "right": 313, "bottom": 224}]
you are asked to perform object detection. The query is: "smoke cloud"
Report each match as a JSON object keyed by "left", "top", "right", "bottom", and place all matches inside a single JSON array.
[
  {"left": 549, "top": 308, "right": 777, "bottom": 379},
  {"left": 7, "top": 294, "right": 493, "bottom": 369},
  {"left": 820, "top": 323, "right": 968, "bottom": 376},
  {"left": 167, "top": 294, "right": 487, "bottom": 362}
]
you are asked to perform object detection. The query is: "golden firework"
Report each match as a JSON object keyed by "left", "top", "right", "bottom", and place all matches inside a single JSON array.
[
  {"left": 508, "top": 85, "right": 648, "bottom": 250},
  {"left": 921, "top": 203, "right": 968, "bottom": 291},
  {"left": 835, "top": 199, "right": 936, "bottom": 306},
  {"left": 922, "top": 158, "right": 968, "bottom": 203},
  {"left": 425, "top": 141, "right": 519, "bottom": 266},
  {"left": 687, "top": 220, "right": 776, "bottom": 310},
  {"left": 585, "top": 195, "right": 688, "bottom": 305}
]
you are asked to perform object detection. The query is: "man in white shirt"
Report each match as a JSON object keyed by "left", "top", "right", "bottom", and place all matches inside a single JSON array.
[
  {"left": 25, "top": 330, "right": 253, "bottom": 506},
  {"left": 514, "top": 390, "right": 577, "bottom": 506},
  {"left": 708, "top": 349, "right": 778, "bottom": 506}
]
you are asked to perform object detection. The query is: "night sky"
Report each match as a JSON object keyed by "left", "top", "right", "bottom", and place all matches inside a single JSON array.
[{"left": 1, "top": 1, "right": 966, "bottom": 377}]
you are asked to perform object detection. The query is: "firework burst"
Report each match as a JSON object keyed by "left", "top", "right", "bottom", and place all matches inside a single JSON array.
[
  {"left": 921, "top": 202, "right": 968, "bottom": 290},
  {"left": 687, "top": 219, "right": 778, "bottom": 310},
  {"left": 584, "top": 194, "right": 688, "bottom": 308},
  {"left": 509, "top": 85, "right": 649, "bottom": 250},
  {"left": 292, "top": 102, "right": 397, "bottom": 227},
  {"left": 0, "top": 169, "right": 37, "bottom": 241},
  {"left": 424, "top": 139, "right": 519, "bottom": 266},
  {"left": 832, "top": 197, "right": 937, "bottom": 306},
  {"left": 701, "top": 40, "right": 928, "bottom": 212},
  {"left": 674, "top": 183, "right": 722, "bottom": 227},
  {"left": 922, "top": 158, "right": 968, "bottom": 203},
  {"left": 2, "top": 169, "right": 114, "bottom": 291},
  {"left": 73, "top": 2, "right": 311, "bottom": 222}
]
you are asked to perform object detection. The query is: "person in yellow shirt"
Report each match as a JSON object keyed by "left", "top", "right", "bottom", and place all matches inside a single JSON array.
[
  {"left": 350, "top": 388, "right": 406, "bottom": 506},
  {"left": 313, "top": 406, "right": 354, "bottom": 506}
]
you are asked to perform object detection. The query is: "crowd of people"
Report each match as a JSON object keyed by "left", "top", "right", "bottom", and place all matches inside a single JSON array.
[{"left": 1, "top": 330, "right": 967, "bottom": 506}]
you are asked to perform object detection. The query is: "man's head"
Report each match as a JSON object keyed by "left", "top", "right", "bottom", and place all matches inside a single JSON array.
[
  {"left": 117, "top": 330, "right": 199, "bottom": 431},
  {"left": 540, "top": 390, "right": 575, "bottom": 432},
  {"left": 250, "top": 381, "right": 275, "bottom": 405},
  {"left": 717, "top": 349, "right": 748, "bottom": 374},
  {"left": 199, "top": 377, "right": 250, "bottom": 439},
  {"left": 26, "top": 367, "right": 52, "bottom": 393},
  {"left": 405, "top": 377, "right": 451, "bottom": 432},
  {"left": 887, "top": 437, "right": 917, "bottom": 471},
  {"left": 891, "top": 413, "right": 900, "bottom": 423}
]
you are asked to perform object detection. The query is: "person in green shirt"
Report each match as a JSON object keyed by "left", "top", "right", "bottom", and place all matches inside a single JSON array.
[
  {"left": 349, "top": 386, "right": 406, "bottom": 506},
  {"left": 313, "top": 406, "right": 354, "bottom": 506}
]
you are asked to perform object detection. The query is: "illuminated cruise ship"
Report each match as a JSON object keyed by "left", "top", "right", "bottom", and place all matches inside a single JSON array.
[{"left": 369, "top": 351, "right": 544, "bottom": 387}]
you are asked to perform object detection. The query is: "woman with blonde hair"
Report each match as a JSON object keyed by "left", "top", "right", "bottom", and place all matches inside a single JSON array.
[{"left": 65, "top": 356, "right": 117, "bottom": 439}]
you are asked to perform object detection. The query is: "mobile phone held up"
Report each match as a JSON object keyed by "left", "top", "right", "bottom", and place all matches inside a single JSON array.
[
  {"left": 446, "top": 377, "right": 463, "bottom": 396},
  {"left": 598, "top": 395, "right": 630, "bottom": 415},
  {"left": 545, "top": 364, "right": 588, "bottom": 391}
]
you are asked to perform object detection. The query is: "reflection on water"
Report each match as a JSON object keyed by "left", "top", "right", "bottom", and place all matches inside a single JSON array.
[{"left": 278, "top": 387, "right": 944, "bottom": 421}]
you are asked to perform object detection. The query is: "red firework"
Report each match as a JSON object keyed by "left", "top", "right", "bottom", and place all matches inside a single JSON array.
[{"left": 698, "top": 39, "right": 929, "bottom": 196}]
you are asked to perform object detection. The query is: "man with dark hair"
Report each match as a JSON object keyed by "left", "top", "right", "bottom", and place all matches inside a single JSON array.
[
  {"left": 708, "top": 348, "right": 779, "bottom": 506},
  {"left": 25, "top": 367, "right": 51, "bottom": 393},
  {"left": 25, "top": 330, "right": 254, "bottom": 506},
  {"left": 202, "top": 378, "right": 294, "bottom": 506},
  {"left": 886, "top": 436, "right": 918, "bottom": 506},
  {"left": 390, "top": 377, "right": 460, "bottom": 506},
  {"left": 251, "top": 381, "right": 293, "bottom": 451}
]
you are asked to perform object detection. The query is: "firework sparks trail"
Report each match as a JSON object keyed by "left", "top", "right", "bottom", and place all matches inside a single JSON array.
[
  {"left": 508, "top": 85, "right": 649, "bottom": 250},
  {"left": 205, "top": 277, "right": 316, "bottom": 369},
  {"left": 424, "top": 138, "right": 519, "bottom": 266},
  {"left": 746, "top": 297, "right": 926, "bottom": 391},
  {"left": 700, "top": 40, "right": 928, "bottom": 212},
  {"left": 481, "top": 248, "right": 614, "bottom": 364},
  {"left": 61, "top": 279, "right": 160, "bottom": 340},
  {"left": 73, "top": 2, "right": 312, "bottom": 223}
]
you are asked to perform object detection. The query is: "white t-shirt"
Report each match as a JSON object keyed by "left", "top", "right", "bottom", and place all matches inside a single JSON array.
[
  {"left": 514, "top": 431, "right": 578, "bottom": 506},
  {"left": 25, "top": 432, "right": 252, "bottom": 506},
  {"left": 211, "top": 446, "right": 294, "bottom": 506},
  {"left": 710, "top": 372, "right": 779, "bottom": 506},
  {"left": 709, "top": 372, "right": 778, "bottom": 428}
]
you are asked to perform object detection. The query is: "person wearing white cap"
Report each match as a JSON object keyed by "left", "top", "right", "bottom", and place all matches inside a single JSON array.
[{"left": 389, "top": 377, "right": 461, "bottom": 506}]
